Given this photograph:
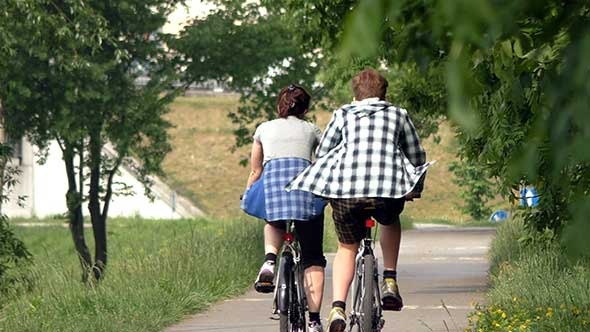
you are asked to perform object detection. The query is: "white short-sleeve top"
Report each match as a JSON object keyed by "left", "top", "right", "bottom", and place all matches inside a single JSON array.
[{"left": 253, "top": 116, "right": 322, "bottom": 164}]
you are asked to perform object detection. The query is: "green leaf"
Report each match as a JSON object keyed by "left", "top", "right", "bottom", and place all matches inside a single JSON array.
[{"left": 513, "top": 38, "right": 524, "bottom": 58}]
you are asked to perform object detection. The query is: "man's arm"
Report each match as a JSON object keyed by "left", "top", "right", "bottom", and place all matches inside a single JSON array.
[
  {"left": 316, "top": 109, "right": 344, "bottom": 158},
  {"left": 399, "top": 110, "right": 427, "bottom": 193}
]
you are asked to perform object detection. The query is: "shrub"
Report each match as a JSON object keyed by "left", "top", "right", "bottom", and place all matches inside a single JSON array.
[
  {"left": 468, "top": 218, "right": 590, "bottom": 331},
  {"left": 0, "top": 217, "right": 30, "bottom": 292}
]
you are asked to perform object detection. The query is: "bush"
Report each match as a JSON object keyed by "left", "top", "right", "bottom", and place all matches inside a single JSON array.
[
  {"left": 448, "top": 161, "right": 495, "bottom": 221},
  {"left": 0, "top": 217, "right": 30, "bottom": 292},
  {"left": 468, "top": 218, "right": 590, "bottom": 331},
  {"left": 487, "top": 216, "right": 530, "bottom": 275}
]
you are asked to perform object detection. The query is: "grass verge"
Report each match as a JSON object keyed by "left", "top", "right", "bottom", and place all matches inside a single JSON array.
[
  {"left": 466, "top": 218, "right": 590, "bottom": 331},
  {"left": 0, "top": 217, "right": 263, "bottom": 332}
]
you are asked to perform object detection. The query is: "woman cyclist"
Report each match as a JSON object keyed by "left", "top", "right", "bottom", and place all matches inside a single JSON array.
[{"left": 241, "top": 84, "right": 326, "bottom": 332}]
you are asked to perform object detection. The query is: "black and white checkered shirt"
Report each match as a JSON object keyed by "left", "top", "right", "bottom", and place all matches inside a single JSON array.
[{"left": 287, "top": 98, "right": 429, "bottom": 199}]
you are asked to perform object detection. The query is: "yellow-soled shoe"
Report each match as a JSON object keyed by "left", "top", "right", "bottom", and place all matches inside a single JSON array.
[
  {"left": 327, "top": 307, "right": 346, "bottom": 332},
  {"left": 381, "top": 278, "right": 403, "bottom": 311}
]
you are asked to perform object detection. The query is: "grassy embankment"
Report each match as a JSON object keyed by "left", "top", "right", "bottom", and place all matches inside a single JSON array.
[
  {"left": 0, "top": 218, "right": 262, "bottom": 332},
  {"left": 466, "top": 218, "right": 590, "bottom": 331},
  {"left": 163, "top": 94, "right": 507, "bottom": 224}
]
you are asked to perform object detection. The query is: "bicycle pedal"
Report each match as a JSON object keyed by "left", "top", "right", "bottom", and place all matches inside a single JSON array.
[{"left": 254, "top": 281, "right": 275, "bottom": 293}]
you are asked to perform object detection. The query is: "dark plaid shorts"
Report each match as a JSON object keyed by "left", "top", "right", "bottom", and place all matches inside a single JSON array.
[{"left": 329, "top": 197, "right": 405, "bottom": 244}]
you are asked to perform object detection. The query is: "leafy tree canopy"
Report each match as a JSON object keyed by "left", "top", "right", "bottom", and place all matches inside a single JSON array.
[
  {"left": 0, "top": 0, "right": 183, "bottom": 280},
  {"left": 287, "top": 0, "right": 590, "bottom": 254}
]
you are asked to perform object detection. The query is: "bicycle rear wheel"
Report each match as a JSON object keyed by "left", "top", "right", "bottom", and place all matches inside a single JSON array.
[
  {"left": 361, "top": 254, "right": 375, "bottom": 332},
  {"left": 277, "top": 252, "right": 292, "bottom": 332},
  {"left": 278, "top": 281, "right": 306, "bottom": 332},
  {"left": 279, "top": 312, "right": 289, "bottom": 332}
]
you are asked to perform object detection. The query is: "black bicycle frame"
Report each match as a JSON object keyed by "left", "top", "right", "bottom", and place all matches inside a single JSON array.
[{"left": 273, "top": 220, "right": 307, "bottom": 331}]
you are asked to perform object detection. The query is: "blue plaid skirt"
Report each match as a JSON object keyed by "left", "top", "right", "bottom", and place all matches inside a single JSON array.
[{"left": 241, "top": 158, "right": 325, "bottom": 222}]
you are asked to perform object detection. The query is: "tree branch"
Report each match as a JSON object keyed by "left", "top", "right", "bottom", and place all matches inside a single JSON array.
[{"left": 101, "top": 153, "right": 124, "bottom": 219}]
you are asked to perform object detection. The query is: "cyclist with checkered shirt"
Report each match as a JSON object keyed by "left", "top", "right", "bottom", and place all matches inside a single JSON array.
[{"left": 287, "top": 69, "right": 430, "bottom": 332}]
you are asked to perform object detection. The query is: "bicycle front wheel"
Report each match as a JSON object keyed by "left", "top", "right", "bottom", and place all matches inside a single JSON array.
[{"left": 361, "top": 254, "right": 376, "bottom": 332}]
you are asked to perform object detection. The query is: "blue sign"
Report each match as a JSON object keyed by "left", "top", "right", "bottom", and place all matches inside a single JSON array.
[
  {"left": 520, "top": 187, "right": 539, "bottom": 207},
  {"left": 490, "top": 210, "right": 509, "bottom": 223}
]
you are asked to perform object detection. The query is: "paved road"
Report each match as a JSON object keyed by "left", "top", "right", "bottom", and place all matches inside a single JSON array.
[{"left": 166, "top": 227, "right": 495, "bottom": 332}]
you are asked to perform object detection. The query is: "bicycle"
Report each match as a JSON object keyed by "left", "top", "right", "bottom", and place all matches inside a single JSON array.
[
  {"left": 272, "top": 220, "right": 307, "bottom": 332},
  {"left": 348, "top": 215, "right": 384, "bottom": 332}
]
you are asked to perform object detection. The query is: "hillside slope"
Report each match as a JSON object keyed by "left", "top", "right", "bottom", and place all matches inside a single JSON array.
[{"left": 163, "top": 94, "right": 490, "bottom": 222}]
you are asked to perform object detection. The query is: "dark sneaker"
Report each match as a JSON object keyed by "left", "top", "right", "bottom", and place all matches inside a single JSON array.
[
  {"left": 381, "top": 278, "right": 403, "bottom": 311},
  {"left": 327, "top": 307, "right": 346, "bottom": 332},
  {"left": 254, "top": 261, "right": 275, "bottom": 293},
  {"left": 308, "top": 320, "right": 324, "bottom": 332}
]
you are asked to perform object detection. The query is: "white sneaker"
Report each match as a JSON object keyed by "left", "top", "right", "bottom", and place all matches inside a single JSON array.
[
  {"left": 254, "top": 261, "right": 275, "bottom": 293},
  {"left": 308, "top": 320, "right": 323, "bottom": 332}
]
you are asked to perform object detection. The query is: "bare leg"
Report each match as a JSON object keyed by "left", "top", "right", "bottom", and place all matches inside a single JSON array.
[
  {"left": 264, "top": 223, "right": 285, "bottom": 255},
  {"left": 303, "top": 266, "right": 325, "bottom": 312},
  {"left": 332, "top": 242, "right": 360, "bottom": 302},
  {"left": 380, "top": 222, "right": 401, "bottom": 271}
]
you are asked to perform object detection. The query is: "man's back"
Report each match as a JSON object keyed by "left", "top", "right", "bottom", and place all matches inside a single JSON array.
[{"left": 287, "top": 98, "right": 427, "bottom": 199}]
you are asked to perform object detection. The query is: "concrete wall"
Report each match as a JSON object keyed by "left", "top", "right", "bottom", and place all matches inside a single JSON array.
[{"left": 4, "top": 138, "right": 203, "bottom": 220}]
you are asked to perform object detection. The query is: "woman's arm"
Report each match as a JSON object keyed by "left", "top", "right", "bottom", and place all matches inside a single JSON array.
[{"left": 245, "top": 140, "right": 264, "bottom": 188}]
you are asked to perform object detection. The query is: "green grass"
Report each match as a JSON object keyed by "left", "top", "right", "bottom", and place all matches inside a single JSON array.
[
  {"left": 2, "top": 212, "right": 411, "bottom": 331},
  {"left": 0, "top": 217, "right": 263, "bottom": 332},
  {"left": 466, "top": 218, "right": 590, "bottom": 331}
]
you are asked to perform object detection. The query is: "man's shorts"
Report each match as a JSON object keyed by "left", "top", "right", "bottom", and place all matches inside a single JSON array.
[{"left": 329, "top": 197, "right": 405, "bottom": 244}]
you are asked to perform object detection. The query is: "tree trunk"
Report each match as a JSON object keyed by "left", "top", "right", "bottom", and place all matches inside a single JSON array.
[
  {"left": 0, "top": 101, "right": 6, "bottom": 214},
  {"left": 62, "top": 142, "right": 92, "bottom": 282},
  {"left": 88, "top": 128, "right": 106, "bottom": 280}
]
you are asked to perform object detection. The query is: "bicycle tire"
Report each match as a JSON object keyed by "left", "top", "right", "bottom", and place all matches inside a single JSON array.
[
  {"left": 350, "top": 269, "right": 362, "bottom": 332},
  {"left": 279, "top": 312, "right": 289, "bottom": 332},
  {"left": 361, "top": 254, "right": 375, "bottom": 332},
  {"left": 278, "top": 280, "right": 306, "bottom": 332},
  {"left": 291, "top": 273, "right": 306, "bottom": 332}
]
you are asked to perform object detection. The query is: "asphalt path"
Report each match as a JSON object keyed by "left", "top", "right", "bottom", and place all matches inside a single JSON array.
[{"left": 166, "top": 226, "right": 495, "bottom": 332}]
